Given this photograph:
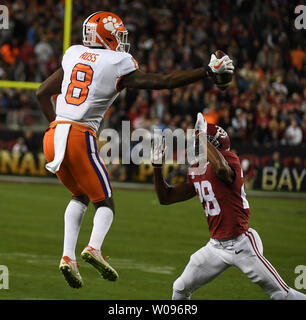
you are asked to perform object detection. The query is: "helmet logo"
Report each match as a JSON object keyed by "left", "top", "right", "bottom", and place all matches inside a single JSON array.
[
  {"left": 102, "top": 16, "right": 120, "bottom": 32},
  {"left": 216, "top": 126, "right": 227, "bottom": 139}
]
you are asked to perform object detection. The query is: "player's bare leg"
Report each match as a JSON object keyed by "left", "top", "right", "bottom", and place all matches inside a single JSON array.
[
  {"left": 81, "top": 197, "right": 119, "bottom": 281},
  {"left": 59, "top": 195, "right": 89, "bottom": 288}
]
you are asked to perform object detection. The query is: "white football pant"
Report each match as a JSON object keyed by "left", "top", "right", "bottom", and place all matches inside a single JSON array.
[{"left": 172, "top": 228, "right": 306, "bottom": 300}]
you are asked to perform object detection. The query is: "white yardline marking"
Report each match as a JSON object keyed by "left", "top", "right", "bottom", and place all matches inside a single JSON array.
[{"left": 0, "top": 253, "right": 175, "bottom": 275}]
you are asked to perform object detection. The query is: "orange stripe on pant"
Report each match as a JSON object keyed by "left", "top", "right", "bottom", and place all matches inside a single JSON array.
[{"left": 43, "top": 120, "right": 112, "bottom": 203}]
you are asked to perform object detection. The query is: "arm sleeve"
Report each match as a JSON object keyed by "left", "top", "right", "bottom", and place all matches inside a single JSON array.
[{"left": 61, "top": 45, "right": 76, "bottom": 68}]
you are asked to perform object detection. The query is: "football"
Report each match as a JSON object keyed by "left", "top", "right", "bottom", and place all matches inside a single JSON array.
[{"left": 214, "top": 50, "right": 233, "bottom": 90}]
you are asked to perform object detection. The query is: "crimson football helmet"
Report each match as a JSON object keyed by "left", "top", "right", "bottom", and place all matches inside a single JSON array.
[
  {"left": 83, "top": 11, "right": 130, "bottom": 52},
  {"left": 206, "top": 123, "right": 230, "bottom": 151}
]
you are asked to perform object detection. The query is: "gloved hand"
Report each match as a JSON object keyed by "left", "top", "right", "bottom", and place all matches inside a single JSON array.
[
  {"left": 207, "top": 53, "right": 234, "bottom": 75},
  {"left": 151, "top": 135, "right": 166, "bottom": 167},
  {"left": 195, "top": 113, "right": 207, "bottom": 136}
]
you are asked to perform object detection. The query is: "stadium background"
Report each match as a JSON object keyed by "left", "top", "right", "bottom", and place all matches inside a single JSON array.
[
  {"left": 0, "top": 0, "right": 305, "bottom": 192},
  {"left": 0, "top": 0, "right": 305, "bottom": 301}
]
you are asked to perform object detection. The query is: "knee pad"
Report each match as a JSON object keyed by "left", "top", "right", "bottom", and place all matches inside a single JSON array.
[
  {"left": 172, "top": 277, "right": 190, "bottom": 300},
  {"left": 173, "top": 277, "right": 186, "bottom": 293}
]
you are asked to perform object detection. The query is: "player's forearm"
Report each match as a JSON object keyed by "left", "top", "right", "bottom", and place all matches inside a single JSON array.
[
  {"left": 153, "top": 167, "right": 173, "bottom": 205},
  {"left": 153, "top": 167, "right": 196, "bottom": 204},
  {"left": 36, "top": 67, "right": 63, "bottom": 123},
  {"left": 36, "top": 94, "right": 56, "bottom": 123},
  {"left": 198, "top": 133, "right": 234, "bottom": 184},
  {"left": 161, "top": 67, "right": 208, "bottom": 89},
  {"left": 121, "top": 67, "right": 208, "bottom": 90},
  {"left": 206, "top": 141, "right": 234, "bottom": 184}
]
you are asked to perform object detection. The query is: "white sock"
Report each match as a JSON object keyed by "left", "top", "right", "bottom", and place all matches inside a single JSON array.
[
  {"left": 88, "top": 207, "right": 113, "bottom": 251},
  {"left": 62, "top": 199, "right": 87, "bottom": 260}
]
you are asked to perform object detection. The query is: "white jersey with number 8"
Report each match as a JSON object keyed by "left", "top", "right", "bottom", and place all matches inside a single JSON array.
[{"left": 55, "top": 45, "right": 139, "bottom": 132}]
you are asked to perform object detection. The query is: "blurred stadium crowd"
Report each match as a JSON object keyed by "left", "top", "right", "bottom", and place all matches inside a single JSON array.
[{"left": 0, "top": 0, "right": 305, "bottom": 150}]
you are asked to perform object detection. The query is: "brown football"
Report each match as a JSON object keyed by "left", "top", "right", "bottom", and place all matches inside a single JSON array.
[{"left": 214, "top": 50, "right": 233, "bottom": 90}]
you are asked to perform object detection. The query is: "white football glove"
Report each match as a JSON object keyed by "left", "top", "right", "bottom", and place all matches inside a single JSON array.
[
  {"left": 208, "top": 53, "right": 234, "bottom": 74},
  {"left": 151, "top": 135, "right": 166, "bottom": 167},
  {"left": 195, "top": 113, "right": 207, "bottom": 136}
]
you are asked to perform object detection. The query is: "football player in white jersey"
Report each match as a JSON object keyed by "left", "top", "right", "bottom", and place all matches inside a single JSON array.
[{"left": 36, "top": 11, "right": 234, "bottom": 289}]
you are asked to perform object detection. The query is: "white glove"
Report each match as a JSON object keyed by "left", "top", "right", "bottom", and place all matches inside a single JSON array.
[
  {"left": 195, "top": 113, "right": 207, "bottom": 136},
  {"left": 208, "top": 53, "right": 234, "bottom": 74},
  {"left": 151, "top": 135, "right": 166, "bottom": 167}
]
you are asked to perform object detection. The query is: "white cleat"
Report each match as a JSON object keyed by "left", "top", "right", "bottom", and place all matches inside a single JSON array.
[
  {"left": 81, "top": 245, "right": 119, "bottom": 281},
  {"left": 59, "top": 256, "right": 83, "bottom": 289}
]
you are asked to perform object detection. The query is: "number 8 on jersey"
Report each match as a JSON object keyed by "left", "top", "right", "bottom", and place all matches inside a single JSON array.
[{"left": 65, "top": 63, "right": 94, "bottom": 106}]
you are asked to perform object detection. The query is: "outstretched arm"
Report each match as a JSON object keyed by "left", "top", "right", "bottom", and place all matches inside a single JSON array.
[
  {"left": 119, "top": 53, "right": 234, "bottom": 91},
  {"left": 36, "top": 67, "right": 64, "bottom": 123},
  {"left": 153, "top": 167, "right": 196, "bottom": 205},
  {"left": 195, "top": 113, "right": 235, "bottom": 184},
  {"left": 151, "top": 136, "right": 196, "bottom": 205},
  {"left": 205, "top": 138, "right": 235, "bottom": 184},
  {"left": 118, "top": 68, "right": 208, "bottom": 90}
]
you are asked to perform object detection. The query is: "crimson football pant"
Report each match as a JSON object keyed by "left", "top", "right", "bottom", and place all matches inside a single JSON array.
[{"left": 172, "top": 228, "right": 306, "bottom": 300}]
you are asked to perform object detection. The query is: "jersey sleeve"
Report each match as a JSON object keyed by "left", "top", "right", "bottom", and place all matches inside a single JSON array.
[
  {"left": 116, "top": 53, "right": 139, "bottom": 91},
  {"left": 61, "top": 45, "right": 79, "bottom": 68}
]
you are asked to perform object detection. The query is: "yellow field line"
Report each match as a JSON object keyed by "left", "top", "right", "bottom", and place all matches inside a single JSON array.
[{"left": 0, "top": 81, "right": 41, "bottom": 90}]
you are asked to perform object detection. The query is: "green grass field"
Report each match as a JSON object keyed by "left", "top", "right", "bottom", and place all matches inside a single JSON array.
[{"left": 0, "top": 182, "right": 305, "bottom": 300}]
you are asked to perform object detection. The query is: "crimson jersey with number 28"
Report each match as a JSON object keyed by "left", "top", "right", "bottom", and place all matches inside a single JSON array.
[{"left": 188, "top": 150, "right": 250, "bottom": 239}]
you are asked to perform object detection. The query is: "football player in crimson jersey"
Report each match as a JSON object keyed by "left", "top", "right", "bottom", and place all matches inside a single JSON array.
[
  {"left": 152, "top": 113, "right": 306, "bottom": 300},
  {"left": 36, "top": 11, "right": 234, "bottom": 289}
]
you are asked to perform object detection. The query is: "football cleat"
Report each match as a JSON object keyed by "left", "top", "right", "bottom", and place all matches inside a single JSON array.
[
  {"left": 59, "top": 256, "right": 83, "bottom": 289},
  {"left": 81, "top": 245, "right": 119, "bottom": 281}
]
